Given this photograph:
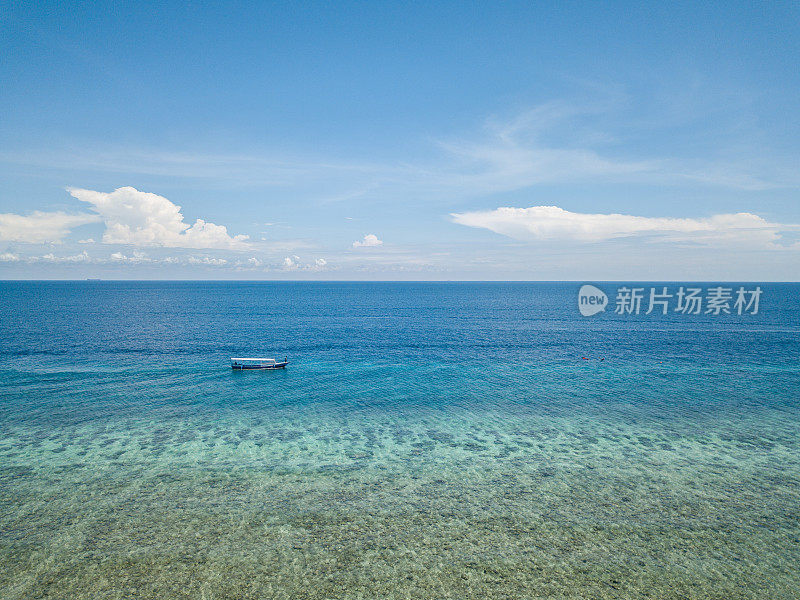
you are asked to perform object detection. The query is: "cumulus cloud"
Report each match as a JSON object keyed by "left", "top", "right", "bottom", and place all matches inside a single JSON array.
[
  {"left": 451, "top": 205, "right": 790, "bottom": 246},
  {"left": 315, "top": 258, "right": 327, "bottom": 267},
  {"left": 0, "top": 211, "right": 100, "bottom": 243},
  {"left": 352, "top": 234, "right": 383, "bottom": 248},
  {"left": 68, "top": 186, "right": 249, "bottom": 249},
  {"left": 0, "top": 252, "right": 20, "bottom": 262}
]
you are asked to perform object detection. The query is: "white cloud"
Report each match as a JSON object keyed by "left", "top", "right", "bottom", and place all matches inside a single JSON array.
[
  {"left": 0, "top": 252, "right": 20, "bottom": 262},
  {"left": 278, "top": 255, "right": 329, "bottom": 271},
  {"left": 33, "top": 251, "right": 91, "bottom": 263},
  {"left": 452, "top": 205, "right": 791, "bottom": 246},
  {"left": 352, "top": 234, "right": 383, "bottom": 248},
  {"left": 0, "top": 211, "right": 100, "bottom": 243},
  {"left": 110, "top": 250, "right": 149, "bottom": 263},
  {"left": 247, "top": 257, "right": 263, "bottom": 267},
  {"left": 282, "top": 255, "right": 300, "bottom": 270},
  {"left": 78, "top": 238, "right": 95, "bottom": 244},
  {"left": 187, "top": 256, "right": 228, "bottom": 266},
  {"left": 68, "top": 186, "right": 249, "bottom": 250}
]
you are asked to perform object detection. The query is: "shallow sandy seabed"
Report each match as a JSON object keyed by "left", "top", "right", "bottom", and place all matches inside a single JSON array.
[{"left": 1, "top": 403, "right": 799, "bottom": 599}]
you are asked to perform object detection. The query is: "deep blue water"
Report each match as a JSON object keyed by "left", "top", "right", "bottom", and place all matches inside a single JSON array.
[{"left": 1, "top": 282, "right": 799, "bottom": 599}]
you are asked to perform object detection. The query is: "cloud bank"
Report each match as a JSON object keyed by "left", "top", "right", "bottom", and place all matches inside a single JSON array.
[
  {"left": 68, "top": 187, "right": 249, "bottom": 249},
  {"left": 451, "top": 206, "right": 789, "bottom": 245}
]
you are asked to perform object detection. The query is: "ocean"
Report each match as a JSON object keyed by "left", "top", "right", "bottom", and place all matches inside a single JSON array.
[{"left": 1, "top": 281, "right": 798, "bottom": 599}]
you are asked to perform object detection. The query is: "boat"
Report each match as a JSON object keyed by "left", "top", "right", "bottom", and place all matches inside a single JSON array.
[{"left": 231, "top": 357, "right": 288, "bottom": 370}]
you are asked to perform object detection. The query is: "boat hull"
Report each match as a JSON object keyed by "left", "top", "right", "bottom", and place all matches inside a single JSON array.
[{"left": 231, "top": 362, "right": 288, "bottom": 370}]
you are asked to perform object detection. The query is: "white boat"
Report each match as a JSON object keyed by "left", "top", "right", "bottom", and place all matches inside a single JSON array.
[{"left": 231, "top": 357, "right": 288, "bottom": 370}]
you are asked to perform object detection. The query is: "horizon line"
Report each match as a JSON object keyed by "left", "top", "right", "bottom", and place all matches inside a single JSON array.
[{"left": 0, "top": 279, "right": 796, "bottom": 284}]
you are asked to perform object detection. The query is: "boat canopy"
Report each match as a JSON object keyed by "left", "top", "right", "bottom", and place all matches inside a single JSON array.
[{"left": 231, "top": 357, "right": 276, "bottom": 362}]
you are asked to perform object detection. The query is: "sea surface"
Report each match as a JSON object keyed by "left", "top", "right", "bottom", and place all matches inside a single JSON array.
[{"left": 0, "top": 281, "right": 798, "bottom": 599}]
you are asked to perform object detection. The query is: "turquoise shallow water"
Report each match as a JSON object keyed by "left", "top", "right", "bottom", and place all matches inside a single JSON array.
[{"left": 1, "top": 282, "right": 799, "bottom": 598}]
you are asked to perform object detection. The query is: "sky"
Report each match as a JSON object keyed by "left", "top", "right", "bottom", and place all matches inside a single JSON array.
[{"left": 1, "top": 1, "right": 799, "bottom": 280}]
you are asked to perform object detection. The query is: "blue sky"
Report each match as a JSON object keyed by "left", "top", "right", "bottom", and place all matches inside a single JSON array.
[{"left": 1, "top": 1, "right": 798, "bottom": 279}]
